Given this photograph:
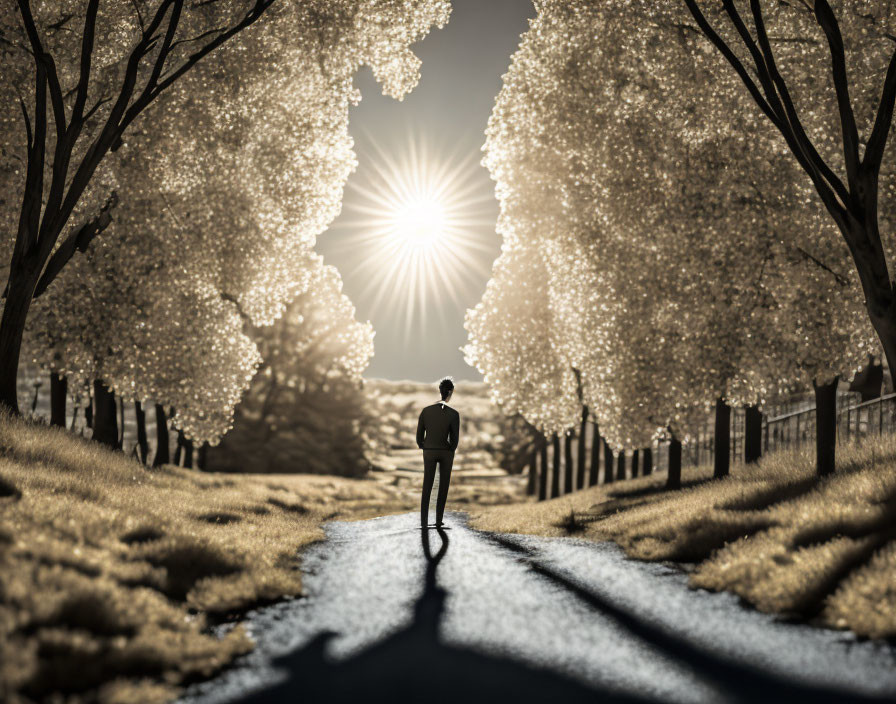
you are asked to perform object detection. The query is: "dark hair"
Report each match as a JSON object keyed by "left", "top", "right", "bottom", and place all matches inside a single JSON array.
[{"left": 438, "top": 376, "right": 454, "bottom": 400}]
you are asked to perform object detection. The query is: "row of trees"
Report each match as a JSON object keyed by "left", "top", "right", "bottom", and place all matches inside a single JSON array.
[
  {"left": 22, "top": 253, "right": 374, "bottom": 470},
  {"left": 1, "top": 1, "right": 451, "bottom": 453},
  {"left": 520, "top": 408, "right": 655, "bottom": 500},
  {"left": 466, "top": 0, "right": 895, "bottom": 479}
]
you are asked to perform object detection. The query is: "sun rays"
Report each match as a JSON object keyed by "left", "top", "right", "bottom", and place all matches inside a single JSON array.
[{"left": 329, "top": 134, "right": 496, "bottom": 341}]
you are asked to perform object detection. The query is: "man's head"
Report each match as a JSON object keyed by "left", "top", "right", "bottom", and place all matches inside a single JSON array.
[{"left": 438, "top": 376, "right": 454, "bottom": 401}]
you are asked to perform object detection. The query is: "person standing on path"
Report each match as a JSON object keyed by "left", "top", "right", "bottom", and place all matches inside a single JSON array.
[{"left": 416, "top": 377, "right": 460, "bottom": 528}]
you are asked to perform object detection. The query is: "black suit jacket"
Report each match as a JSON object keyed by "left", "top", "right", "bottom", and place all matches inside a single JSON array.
[{"left": 416, "top": 403, "right": 460, "bottom": 451}]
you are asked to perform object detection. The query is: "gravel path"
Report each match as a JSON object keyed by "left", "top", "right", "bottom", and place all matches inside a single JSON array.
[{"left": 181, "top": 512, "right": 896, "bottom": 703}]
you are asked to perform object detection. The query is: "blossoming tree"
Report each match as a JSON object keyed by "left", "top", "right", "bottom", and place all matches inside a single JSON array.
[{"left": 0, "top": 0, "right": 450, "bottom": 413}]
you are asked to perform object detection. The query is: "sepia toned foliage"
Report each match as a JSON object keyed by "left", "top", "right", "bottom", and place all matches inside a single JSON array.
[
  {"left": 463, "top": 239, "right": 581, "bottom": 436},
  {"left": 468, "top": 0, "right": 878, "bottom": 454},
  {"left": 3, "top": 0, "right": 450, "bottom": 443},
  {"left": 0, "top": 0, "right": 451, "bottom": 419},
  {"left": 208, "top": 258, "right": 375, "bottom": 474}
]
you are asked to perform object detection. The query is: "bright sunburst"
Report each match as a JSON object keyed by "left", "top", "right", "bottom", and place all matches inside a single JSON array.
[
  {"left": 390, "top": 195, "right": 446, "bottom": 250},
  {"left": 329, "top": 134, "right": 496, "bottom": 339}
]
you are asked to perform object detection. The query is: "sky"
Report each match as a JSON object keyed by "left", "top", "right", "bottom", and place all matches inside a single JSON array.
[{"left": 315, "top": 0, "right": 536, "bottom": 383}]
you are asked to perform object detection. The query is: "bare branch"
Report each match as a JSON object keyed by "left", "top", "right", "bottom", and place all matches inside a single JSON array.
[
  {"left": 793, "top": 245, "right": 851, "bottom": 287},
  {"left": 128, "top": 0, "right": 146, "bottom": 33},
  {"left": 40, "top": 53, "right": 66, "bottom": 141},
  {"left": 82, "top": 96, "right": 111, "bottom": 122},
  {"left": 15, "top": 0, "right": 45, "bottom": 56},
  {"left": 169, "top": 26, "right": 227, "bottom": 51},
  {"left": 72, "top": 0, "right": 99, "bottom": 123},
  {"left": 814, "top": 0, "right": 861, "bottom": 188},
  {"left": 15, "top": 1, "right": 65, "bottom": 140},
  {"left": 18, "top": 98, "right": 32, "bottom": 151},
  {"left": 148, "top": 0, "right": 274, "bottom": 100},
  {"left": 40, "top": 50, "right": 78, "bottom": 248},
  {"left": 46, "top": 13, "right": 74, "bottom": 33},
  {"left": 684, "top": 0, "right": 850, "bottom": 224},
  {"left": 44, "top": 0, "right": 174, "bottom": 253},
  {"left": 33, "top": 191, "right": 119, "bottom": 298},
  {"left": 865, "top": 47, "right": 896, "bottom": 170},
  {"left": 22, "top": 60, "right": 46, "bottom": 253},
  {"left": 11, "top": 97, "right": 33, "bottom": 266},
  {"left": 681, "top": 0, "right": 781, "bottom": 127},
  {"left": 145, "top": 0, "right": 183, "bottom": 92},
  {"left": 746, "top": 0, "right": 851, "bottom": 208}
]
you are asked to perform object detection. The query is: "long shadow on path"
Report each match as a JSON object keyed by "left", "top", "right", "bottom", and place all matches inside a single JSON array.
[
  {"left": 485, "top": 533, "right": 893, "bottom": 704},
  {"left": 241, "top": 528, "right": 646, "bottom": 704}
]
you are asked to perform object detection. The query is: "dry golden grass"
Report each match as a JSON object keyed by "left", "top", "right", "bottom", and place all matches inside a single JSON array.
[
  {"left": 0, "top": 411, "right": 414, "bottom": 703},
  {"left": 470, "top": 436, "right": 896, "bottom": 639}
]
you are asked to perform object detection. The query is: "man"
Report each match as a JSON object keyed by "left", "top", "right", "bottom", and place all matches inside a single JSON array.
[{"left": 416, "top": 377, "right": 460, "bottom": 528}]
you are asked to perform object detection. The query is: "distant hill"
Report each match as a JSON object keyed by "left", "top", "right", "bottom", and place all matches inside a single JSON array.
[
  {"left": 363, "top": 377, "right": 506, "bottom": 455},
  {"left": 362, "top": 378, "right": 531, "bottom": 506}
]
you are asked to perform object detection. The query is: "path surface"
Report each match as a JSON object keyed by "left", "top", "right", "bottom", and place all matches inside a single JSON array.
[{"left": 182, "top": 512, "right": 896, "bottom": 704}]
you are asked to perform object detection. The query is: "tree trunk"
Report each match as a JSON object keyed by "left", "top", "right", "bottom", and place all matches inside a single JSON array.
[
  {"left": 832, "top": 217, "right": 896, "bottom": 409},
  {"left": 50, "top": 373, "right": 67, "bottom": 427},
  {"left": 713, "top": 397, "right": 730, "bottom": 479},
  {"left": 814, "top": 377, "right": 839, "bottom": 477},
  {"left": 197, "top": 443, "right": 209, "bottom": 471},
  {"left": 744, "top": 404, "right": 763, "bottom": 464},
  {"left": 577, "top": 406, "right": 588, "bottom": 489},
  {"left": 616, "top": 451, "right": 626, "bottom": 481},
  {"left": 92, "top": 380, "right": 118, "bottom": 449},
  {"left": 526, "top": 447, "right": 538, "bottom": 496},
  {"left": 84, "top": 392, "right": 93, "bottom": 429},
  {"left": 563, "top": 432, "right": 574, "bottom": 493},
  {"left": 134, "top": 401, "right": 149, "bottom": 464},
  {"left": 603, "top": 440, "right": 614, "bottom": 484},
  {"left": 667, "top": 436, "right": 682, "bottom": 490},
  {"left": 118, "top": 398, "right": 125, "bottom": 449},
  {"left": 588, "top": 424, "right": 600, "bottom": 487},
  {"left": 551, "top": 434, "right": 561, "bottom": 498},
  {"left": 631, "top": 449, "right": 640, "bottom": 478},
  {"left": 642, "top": 447, "right": 653, "bottom": 476},
  {"left": 538, "top": 439, "right": 548, "bottom": 501},
  {"left": 0, "top": 269, "right": 39, "bottom": 413},
  {"left": 183, "top": 438, "right": 194, "bottom": 469},
  {"left": 152, "top": 404, "right": 170, "bottom": 467},
  {"left": 173, "top": 430, "right": 185, "bottom": 466}
]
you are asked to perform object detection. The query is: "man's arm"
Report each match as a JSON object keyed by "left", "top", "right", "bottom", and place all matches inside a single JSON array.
[
  {"left": 449, "top": 411, "right": 460, "bottom": 451},
  {"left": 416, "top": 410, "right": 426, "bottom": 449}
]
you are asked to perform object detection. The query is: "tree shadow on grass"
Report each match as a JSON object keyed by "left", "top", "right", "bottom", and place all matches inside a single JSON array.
[
  {"left": 240, "top": 528, "right": 645, "bottom": 704},
  {"left": 783, "top": 485, "right": 896, "bottom": 619},
  {"left": 603, "top": 476, "right": 715, "bottom": 501},
  {"left": 559, "top": 478, "right": 717, "bottom": 533},
  {"left": 719, "top": 475, "right": 819, "bottom": 512}
]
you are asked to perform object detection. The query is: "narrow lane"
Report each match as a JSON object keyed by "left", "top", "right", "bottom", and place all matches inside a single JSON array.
[{"left": 182, "top": 512, "right": 896, "bottom": 703}]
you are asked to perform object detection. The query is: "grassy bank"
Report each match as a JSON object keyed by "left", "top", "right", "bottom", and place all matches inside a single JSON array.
[
  {"left": 470, "top": 436, "right": 896, "bottom": 639},
  {"left": 0, "top": 412, "right": 414, "bottom": 703}
]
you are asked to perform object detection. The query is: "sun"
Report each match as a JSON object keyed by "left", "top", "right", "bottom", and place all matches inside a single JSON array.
[
  {"left": 328, "top": 134, "right": 496, "bottom": 339},
  {"left": 390, "top": 195, "right": 447, "bottom": 251}
]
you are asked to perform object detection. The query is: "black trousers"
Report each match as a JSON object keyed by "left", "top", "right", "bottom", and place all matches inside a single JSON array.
[{"left": 421, "top": 449, "right": 454, "bottom": 525}]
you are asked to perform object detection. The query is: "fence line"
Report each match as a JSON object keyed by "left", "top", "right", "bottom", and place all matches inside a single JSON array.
[{"left": 532, "top": 391, "right": 896, "bottom": 499}]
